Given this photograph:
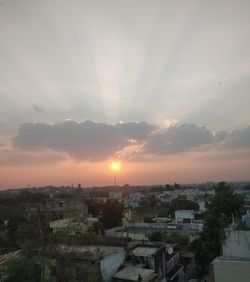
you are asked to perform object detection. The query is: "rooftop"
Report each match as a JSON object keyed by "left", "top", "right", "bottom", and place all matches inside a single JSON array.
[
  {"left": 56, "top": 245, "right": 124, "bottom": 261},
  {"left": 175, "top": 210, "right": 195, "bottom": 213},
  {"left": 213, "top": 256, "right": 250, "bottom": 263},
  {"left": 131, "top": 247, "right": 159, "bottom": 257},
  {"left": 112, "top": 266, "right": 156, "bottom": 282}
]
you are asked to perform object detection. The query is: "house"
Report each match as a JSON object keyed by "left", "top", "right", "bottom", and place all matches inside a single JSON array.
[
  {"left": 105, "top": 223, "right": 202, "bottom": 242},
  {"left": 242, "top": 210, "right": 250, "bottom": 228},
  {"left": 44, "top": 245, "right": 126, "bottom": 282},
  {"left": 197, "top": 201, "right": 206, "bottom": 212},
  {"left": 44, "top": 198, "right": 87, "bottom": 218},
  {"left": 128, "top": 193, "right": 144, "bottom": 202},
  {"left": 49, "top": 216, "right": 98, "bottom": 235},
  {"left": 109, "top": 191, "right": 123, "bottom": 200},
  {"left": 213, "top": 225, "right": 250, "bottom": 282},
  {"left": 180, "top": 251, "right": 196, "bottom": 280},
  {"left": 123, "top": 209, "right": 132, "bottom": 225},
  {"left": 175, "top": 210, "right": 195, "bottom": 224},
  {"left": 124, "top": 200, "right": 140, "bottom": 209},
  {"left": 128, "top": 244, "right": 184, "bottom": 282}
]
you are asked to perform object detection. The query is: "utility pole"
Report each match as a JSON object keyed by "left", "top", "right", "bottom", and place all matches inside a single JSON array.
[{"left": 114, "top": 172, "right": 117, "bottom": 186}]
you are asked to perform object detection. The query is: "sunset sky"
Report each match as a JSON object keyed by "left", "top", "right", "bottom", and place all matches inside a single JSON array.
[{"left": 0, "top": 0, "right": 250, "bottom": 188}]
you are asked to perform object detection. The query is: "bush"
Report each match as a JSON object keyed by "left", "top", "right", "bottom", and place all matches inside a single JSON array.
[
  {"left": 6, "top": 257, "right": 41, "bottom": 282},
  {"left": 149, "top": 231, "right": 162, "bottom": 241}
]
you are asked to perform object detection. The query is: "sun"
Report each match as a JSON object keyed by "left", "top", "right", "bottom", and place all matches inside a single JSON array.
[{"left": 110, "top": 161, "right": 121, "bottom": 172}]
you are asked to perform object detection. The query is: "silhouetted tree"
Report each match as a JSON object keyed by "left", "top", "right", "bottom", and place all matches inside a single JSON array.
[
  {"left": 143, "top": 216, "right": 154, "bottom": 223},
  {"left": 171, "top": 199, "right": 199, "bottom": 211},
  {"left": 6, "top": 256, "right": 41, "bottom": 282},
  {"left": 149, "top": 231, "right": 162, "bottom": 241},
  {"left": 100, "top": 200, "right": 123, "bottom": 229},
  {"left": 201, "top": 182, "right": 244, "bottom": 258}
]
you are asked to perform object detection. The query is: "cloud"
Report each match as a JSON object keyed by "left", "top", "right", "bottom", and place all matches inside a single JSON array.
[
  {"left": 0, "top": 149, "right": 65, "bottom": 166},
  {"left": 115, "top": 122, "right": 156, "bottom": 141},
  {"left": 12, "top": 120, "right": 250, "bottom": 163},
  {"left": 213, "top": 130, "right": 228, "bottom": 142},
  {"left": 142, "top": 124, "right": 214, "bottom": 155},
  {"left": 139, "top": 124, "right": 250, "bottom": 160},
  {"left": 13, "top": 120, "right": 156, "bottom": 161},
  {"left": 224, "top": 125, "right": 250, "bottom": 149}
]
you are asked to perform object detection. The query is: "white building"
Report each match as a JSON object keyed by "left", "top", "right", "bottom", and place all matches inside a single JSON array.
[
  {"left": 175, "top": 210, "right": 195, "bottom": 223},
  {"left": 213, "top": 225, "right": 250, "bottom": 282},
  {"left": 198, "top": 201, "right": 206, "bottom": 212}
]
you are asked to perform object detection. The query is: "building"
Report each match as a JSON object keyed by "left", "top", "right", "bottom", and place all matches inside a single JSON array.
[
  {"left": 180, "top": 251, "right": 196, "bottom": 280},
  {"left": 197, "top": 201, "right": 206, "bottom": 212},
  {"left": 127, "top": 244, "right": 184, "bottom": 282},
  {"left": 44, "top": 245, "right": 126, "bottom": 282},
  {"left": 109, "top": 191, "right": 123, "bottom": 200},
  {"left": 128, "top": 192, "right": 144, "bottom": 202},
  {"left": 49, "top": 216, "right": 98, "bottom": 235},
  {"left": 122, "top": 209, "right": 132, "bottom": 225},
  {"left": 175, "top": 210, "right": 195, "bottom": 224},
  {"left": 213, "top": 225, "right": 250, "bottom": 282},
  {"left": 242, "top": 210, "right": 250, "bottom": 228},
  {"left": 105, "top": 223, "right": 202, "bottom": 242},
  {"left": 44, "top": 198, "right": 87, "bottom": 218},
  {"left": 124, "top": 200, "right": 140, "bottom": 209}
]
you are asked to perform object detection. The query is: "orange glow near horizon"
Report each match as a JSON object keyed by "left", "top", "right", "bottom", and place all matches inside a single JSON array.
[{"left": 110, "top": 161, "right": 122, "bottom": 172}]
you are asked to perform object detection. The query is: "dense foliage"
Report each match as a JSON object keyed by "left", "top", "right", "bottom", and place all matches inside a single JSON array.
[{"left": 201, "top": 182, "right": 244, "bottom": 257}]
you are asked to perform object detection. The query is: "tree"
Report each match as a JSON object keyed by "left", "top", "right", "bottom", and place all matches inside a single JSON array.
[
  {"left": 100, "top": 200, "right": 123, "bottom": 229},
  {"left": 149, "top": 231, "right": 162, "bottom": 241},
  {"left": 87, "top": 199, "right": 105, "bottom": 217},
  {"left": 165, "top": 184, "right": 173, "bottom": 191},
  {"left": 171, "top": 199, "right": 199, "bottom": 212},
  {"left": 166, "top": 232, "right": 189, "bottom": 249},
  {"left": 143, "top": 216, "right": 154, "bottom": 223},
  {"left": 174, "top": 183, "right": 181, "bottom": 190},
  {"left": 17, "top": 213, "right": 50, "bottom": 257},
  {"left": 6, "top": 256, "right": 41, "bottom": 282},
  {"left": 201, "top": 182, "right": 244, "bottom": 258},
  {"left": 147, "top": 195, "right": 159, "bottom": 208}
]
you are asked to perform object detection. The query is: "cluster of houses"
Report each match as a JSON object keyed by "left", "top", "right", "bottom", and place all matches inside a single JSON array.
[
  {"left": 2, "top": 184, "right": 250, "bottom": 282},
  {"left": 38, "top": 191, "right": 203, "bottom": 281},
  {"left": 43, "top": 241, "right": 188, "bottom": 282}
]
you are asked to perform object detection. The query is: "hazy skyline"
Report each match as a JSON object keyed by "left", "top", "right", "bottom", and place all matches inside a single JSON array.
[{"left": 0, "top": 0, "right": 250, "bottom": 188}]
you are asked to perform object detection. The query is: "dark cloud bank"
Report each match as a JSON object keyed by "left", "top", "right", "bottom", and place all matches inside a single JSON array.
[
  {"left": 13, "top": 121, "right": 154, "bottom": 161},
  {"left": 12, "top": 120, "right": 250, "bottom": 162}
]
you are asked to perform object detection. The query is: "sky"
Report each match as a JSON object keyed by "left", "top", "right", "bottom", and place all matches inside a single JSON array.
[{"left": 0, "top": 0, "right": 250, "bottom": 188}]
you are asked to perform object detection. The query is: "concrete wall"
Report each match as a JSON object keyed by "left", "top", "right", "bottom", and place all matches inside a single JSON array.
[
  {"left": 223, "top": 229, "right": 250, "bottom": 258},
  {"left": 242, "top": 213, "right": 250, "bottom": 228},
  {"left": 175, "top": 210, "right": 194, "bottom": 223},
  {"left": 213, "top": 259, "right": 250, "bottom": 282},
  {"left": 101, "top": 250, "right": 126, "bottom": 282}
]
